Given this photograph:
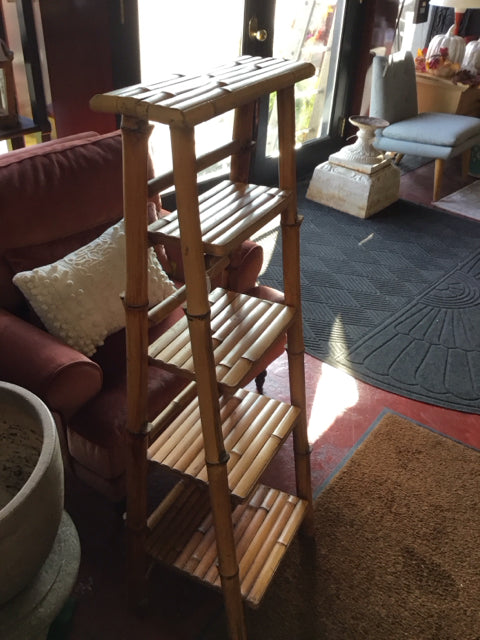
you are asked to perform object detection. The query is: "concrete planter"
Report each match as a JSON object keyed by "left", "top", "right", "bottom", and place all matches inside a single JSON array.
[{"left": 0, "top": 382, "right": 64, "bottom": 604}]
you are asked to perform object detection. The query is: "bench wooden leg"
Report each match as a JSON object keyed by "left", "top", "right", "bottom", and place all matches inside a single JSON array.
[
  {"left": 433, "top": 158, "right": 444, "bottom": 201},
  {"left": 462, "top": 149, "right": 471, "bottom": 179}
]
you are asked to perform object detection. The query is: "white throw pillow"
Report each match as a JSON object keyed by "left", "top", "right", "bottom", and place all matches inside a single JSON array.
[{"left": 13, "top": 220, "right": 177, "bottom": 356}]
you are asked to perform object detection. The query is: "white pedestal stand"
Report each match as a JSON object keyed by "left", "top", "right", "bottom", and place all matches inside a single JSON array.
[{"left": 306, "top": 116, "right": 401, "bottom": 219}]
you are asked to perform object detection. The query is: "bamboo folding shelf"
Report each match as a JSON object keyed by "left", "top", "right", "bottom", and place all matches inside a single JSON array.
[{"left": 90, "top": 55, "right": 315, "bottom": 640}]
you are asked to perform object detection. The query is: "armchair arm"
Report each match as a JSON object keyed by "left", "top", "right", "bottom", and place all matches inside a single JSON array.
[
  {"left": 225, "top": 240, "right": 263, "bottom": 293},
  {"left": 0, "top": 310, "right": 103, "bottom": 420},
  {"left": 162, "top": 240, "right": 264, "bottom": 293}
]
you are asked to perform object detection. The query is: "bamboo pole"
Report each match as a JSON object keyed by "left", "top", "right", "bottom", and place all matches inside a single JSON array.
[
  {"left": 276, "top": 86, "right": 314, "bottom": 536},
  {"left": 241, "top": 496, "right": 295, "bottom": 595},
  {"left": 148, "top": 140, "right": 245, "bottom": 197},
  {"left": 230, "top": 101, "right": 256, "bottom": 183},
  {"left": 170, "top": 122, "right": 247, "bottom": 640},
  {"left": 175, "top": 393, "right": 239, "bottom": 476},
  {"left": 180, "top": 517, "right": 216, "bottom": 573},
  {"left": 248, "top": 498, "right": 307, "bottom": 606},
  {"left": 147, "top": 481, "right": 186, "bottom": 531},
  {"left": 147, "top": 286, "right": 187, "bottom": 325},
  {"left": 121, "top": 115, "right": 153, "bottom": 606}
]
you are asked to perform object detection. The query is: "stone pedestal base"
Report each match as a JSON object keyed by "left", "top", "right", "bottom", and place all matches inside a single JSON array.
[
  {"left": 306, "top": 160, "right": 400, "bottom": 219},
  {"left": 0, "top": 511, "right": 80, "bottom": 640}
]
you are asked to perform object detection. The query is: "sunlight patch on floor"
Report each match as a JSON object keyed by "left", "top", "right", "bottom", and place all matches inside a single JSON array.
[
  {"left": 307, "top": 361, "right": 359, "bottom": 444},
  {"left": 308, "top": 315, "right": 359, "bottom": 444}
]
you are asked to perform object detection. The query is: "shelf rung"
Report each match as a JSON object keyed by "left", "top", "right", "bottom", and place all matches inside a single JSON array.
[
  {"left": 148, "top": 289, "right": 293, "bottom": 391},
  {"left": 148, "top": 388, "right": 299, "bottom": 502},
  {"left": 148, "top": 180, "right": 291, "bottom": 256},
  {"left": 145, "top": 483, "right": 307, "bottom": 608}
]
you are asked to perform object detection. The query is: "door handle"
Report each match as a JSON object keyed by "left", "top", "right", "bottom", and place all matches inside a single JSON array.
[{"left": 248, "top": 17, "right": 268, "bottom": 42}]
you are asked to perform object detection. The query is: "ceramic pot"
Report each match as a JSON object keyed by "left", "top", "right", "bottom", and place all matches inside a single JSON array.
[{"left": 0, "top": 382, "right": 64, "bottom": 604}]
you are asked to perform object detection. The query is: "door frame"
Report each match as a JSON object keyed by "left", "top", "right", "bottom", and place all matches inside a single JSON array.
[{"left": 242, "top": 0, "right": 365, "bottom": 186}]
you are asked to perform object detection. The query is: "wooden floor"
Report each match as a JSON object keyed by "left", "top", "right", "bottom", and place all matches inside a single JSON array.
[{"left": 398, "top": 155, "right": 477, "bottom": 207}]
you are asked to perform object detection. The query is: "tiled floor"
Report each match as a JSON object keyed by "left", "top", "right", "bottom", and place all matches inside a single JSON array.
[{"left": 63, "top": 157, "right": 479, "bottom": 640}]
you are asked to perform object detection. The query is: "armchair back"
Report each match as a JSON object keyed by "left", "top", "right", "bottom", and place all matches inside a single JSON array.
[
  {"left": 0, "top": 132, "right": 124, "bottom": 315},
  {"left": 370, "top": 51, "right": 419, "bottom": 125}
]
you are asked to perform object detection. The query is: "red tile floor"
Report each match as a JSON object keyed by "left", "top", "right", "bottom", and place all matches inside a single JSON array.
[{"left": 63, "top": 157, "right": 479, "bottom": 640}]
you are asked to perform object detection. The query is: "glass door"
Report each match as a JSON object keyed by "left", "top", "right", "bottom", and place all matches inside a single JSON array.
[
  {"left": 245, "top": 0, "right": 362, "bottom": 184},
  {"left": 269, "top": 2, "right": 346, "bottom": 151}
]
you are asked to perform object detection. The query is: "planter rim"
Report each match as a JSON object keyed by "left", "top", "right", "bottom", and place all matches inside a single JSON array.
[{"left": 0, "top": 381, "right": 57, "bottom": 519}]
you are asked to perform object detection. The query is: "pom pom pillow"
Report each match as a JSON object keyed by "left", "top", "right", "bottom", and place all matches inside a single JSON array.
[{"left": 13, "top": 220, "right": 177, "bottom": 356}]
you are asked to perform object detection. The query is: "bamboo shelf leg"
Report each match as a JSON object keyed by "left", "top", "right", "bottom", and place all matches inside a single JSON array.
[
  {"left": 122, "top": 115, "right": 154, "bottom": 605},
  {"left": 230, "top": 101, "right": 256, "bottom": 184},
  {"left": 170, "top": 123, "right": 247, "bottom": 640},
  {"left": 276, "top": 86, "right": 314, "bottom": 535}
]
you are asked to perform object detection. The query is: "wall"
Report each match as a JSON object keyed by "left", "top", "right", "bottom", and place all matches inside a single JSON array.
[{"left": 39, "top": 0, "right": 117, "bottom": 136}]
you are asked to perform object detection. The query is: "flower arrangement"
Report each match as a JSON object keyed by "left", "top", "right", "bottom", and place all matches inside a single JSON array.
[
  {"left": 415, "top": 47, "right": 480, "bottom": 86},
  {"left": 415, "top": 46, "right": 460, "bottom": 77}
]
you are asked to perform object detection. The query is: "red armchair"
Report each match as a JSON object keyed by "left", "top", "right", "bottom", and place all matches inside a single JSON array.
[{"left": 0, "top": 131, "right": 283, "bottom": 500}]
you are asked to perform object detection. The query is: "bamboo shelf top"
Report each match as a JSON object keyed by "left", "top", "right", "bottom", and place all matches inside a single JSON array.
[
  {"left": 149, "top": 288, "right": 294, "bottom": 391},
  {"left": 149, "top": 180, "right": 291, "bottom": 256},
  {"left": 148, "top": 388, "right": 300, "bottom": 502},
  {"left": 90, "top": 56, "right": 315, "bottom": 126},
  {"left": 146, "top": 481, "right": 307, "bottom": 608}
]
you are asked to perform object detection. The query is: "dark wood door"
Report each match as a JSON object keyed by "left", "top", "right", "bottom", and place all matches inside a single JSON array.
[{"left": 40, "top": 0, "right": 140, "bottom": 137}]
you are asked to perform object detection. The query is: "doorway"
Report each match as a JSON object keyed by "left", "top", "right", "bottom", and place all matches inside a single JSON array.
[
  {"left": 137, "top": 0, "right": 359, "bottom": 184},
  {"left": 243, "top": 0, "right": 361, "bottom": 183}
]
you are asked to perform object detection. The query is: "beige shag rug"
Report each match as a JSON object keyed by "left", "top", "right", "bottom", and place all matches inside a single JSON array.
[{"left": 201, "top": 412, "right": 480, "bottom": 639}]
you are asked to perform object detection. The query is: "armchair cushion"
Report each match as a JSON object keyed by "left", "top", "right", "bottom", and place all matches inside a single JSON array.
[
  {"left": 381, "top": 112, "right": 480, "bottom": 148},
  {"left": 13, "top": 220, "right": 176, "bottom": 356},
  {"left": 0, "top": 309, "right": 102, "bottom": 420},
  {"left": 67, "top": 308, "right": 187, "bottom": 481},
  {"left": 161, "top": 238, "right": 263, "bottom": 293}
]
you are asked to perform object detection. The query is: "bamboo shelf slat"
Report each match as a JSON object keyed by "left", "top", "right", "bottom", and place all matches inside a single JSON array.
[
  {"left": 148, "top": 288, "right": 295, "bottom": 391},
  {"left": 148, "top": 180, "right": 291, "bottom": 256},
  {"left": 90, "top": 56, "right": 315, "bottom": 127},
  {"left": 145, "top": 481, "right": 307, "bottom": 608},
  {"left": 148, "top": 388, "right": 300, "bottom": 502}
]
